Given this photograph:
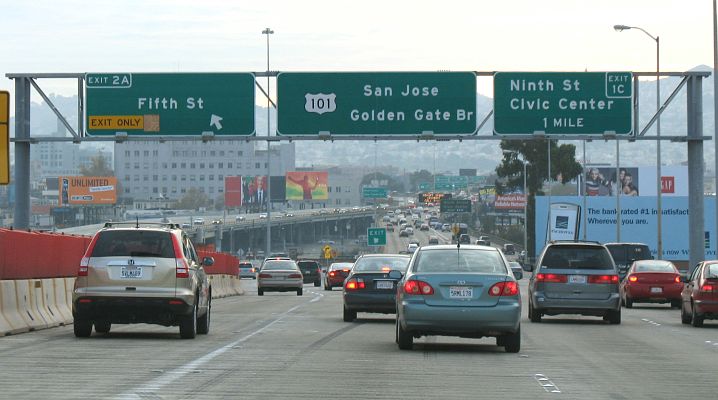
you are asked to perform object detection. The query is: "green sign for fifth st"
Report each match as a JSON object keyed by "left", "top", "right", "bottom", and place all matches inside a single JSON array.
[
  {"left": 493, "top": 72, "right": 633, "bottom": 135},
  {"left": 277, "top": 72, "right": 477, "bottom": 136}
]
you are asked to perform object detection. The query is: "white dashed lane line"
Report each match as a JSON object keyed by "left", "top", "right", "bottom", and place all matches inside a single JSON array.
[{"left": 534, "top": 373, "right": 561, "bottom": 393}]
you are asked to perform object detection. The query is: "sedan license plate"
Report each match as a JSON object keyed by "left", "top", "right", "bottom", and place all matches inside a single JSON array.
[
  {"left": 121, "top": 266, "right": 142, "bottom": 279},
  {"left": 569, "top": 275, "right": 587, "bottom": 284},
  {"left": 376, "top": 281, "right": 393, "bottom": 290},
  {"left": 450, "top": 286, "right": 473, "bottom": 299},
  {"left": 650, "top": 287, "right": 663, "bottom": 293}
]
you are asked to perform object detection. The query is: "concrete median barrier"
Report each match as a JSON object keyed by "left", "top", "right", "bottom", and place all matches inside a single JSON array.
[
  {"left": 65, "top": 277, "right": 75, "bottom": 316},
  {"left": 14, "top": 280, "right": 47, "bottom": 331},
  {"left": 53, "top": 278, "right": 73, "bottom": 323},
  {"left": 0, "top": 280, "right": 27, "bottom": 335},
  {"left": 41, "top": 278, "right": 65, "bottom": 326},
  {"left": 31, "top": 280, "right": 57, "bottom": 328}
]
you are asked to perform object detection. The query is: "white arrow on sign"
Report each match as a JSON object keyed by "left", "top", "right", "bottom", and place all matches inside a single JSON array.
[
  {"left": 373, "top": 238, "right": 379, "bottom": 244},
  {"left": 210, "top": 114, "right": 223, "bottom": 130}
]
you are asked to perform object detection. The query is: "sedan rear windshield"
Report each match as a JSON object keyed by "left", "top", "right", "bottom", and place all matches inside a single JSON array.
[
  {"left": 91, "top": 230, "right": 175, "bottom": 258},
  {"left": 330, "top": 263, "right": 353, "bottom": 271},
  {"left": 541, "top": 246, "right": 614, "bottom": 269},
  {"left": 262, "top": 261, "right": 298, "bottom": 271},
  {"left": 353, "top": 256, "right": 409, "bottom": 272},
  {"left": 634, "top": 262, "right": 676, "bottom": 273},
  {"left": 413, "top": 249, "right": 507, "bottom": 274},
  {"left": 239, "top": 263, "right": 253, "bottom": 268}
]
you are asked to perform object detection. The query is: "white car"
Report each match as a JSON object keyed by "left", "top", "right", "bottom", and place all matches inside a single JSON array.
[
  {"left": 259, "top": 213, "right": 268, "bottom": 219},
  {"left": 235, "top": 215, "right": 246, "bottom": 222},
  {"left": 407, "top": 243, "right": 419, "bottom": 253}
]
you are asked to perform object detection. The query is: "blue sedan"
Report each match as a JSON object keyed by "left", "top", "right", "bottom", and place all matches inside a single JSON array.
[{"left": 395, "top": 245, "right": 522, "bottom": 352}]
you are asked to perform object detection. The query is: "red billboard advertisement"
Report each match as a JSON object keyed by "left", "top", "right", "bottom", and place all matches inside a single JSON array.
[
  {"left": 494, "top": 194, "right": 526, "bottom": 210},
  {"left": 59, "top": 176, "right": 117, "bottom": 206},
  {"left": 224, "top": 176, "right": 243, "bottom": 207},
  {"left": 286, "top": 171, "right": 328, "bottom": 200}
]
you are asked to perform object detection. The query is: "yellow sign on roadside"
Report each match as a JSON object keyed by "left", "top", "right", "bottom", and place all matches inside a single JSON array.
[
  {"left": 0, "top": 91, "right": 9, "bottom": 185},
  {"left": 88, "top": 115, "right": 145, "bottom": 130},
  {"left": 451, "top": 224, "right": 460, "bottom": 236},
  {"left": 323, "top": 245, "right": 332, "bottom": 259}
]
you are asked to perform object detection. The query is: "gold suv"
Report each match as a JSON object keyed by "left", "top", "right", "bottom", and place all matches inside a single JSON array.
[{"left": 73, "top": 222, "right": 213, "bottom": 338}]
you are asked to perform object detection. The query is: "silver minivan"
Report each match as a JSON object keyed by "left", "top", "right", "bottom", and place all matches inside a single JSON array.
[{"left": 528, "top": 241, "right": 621, "bottom": 324}]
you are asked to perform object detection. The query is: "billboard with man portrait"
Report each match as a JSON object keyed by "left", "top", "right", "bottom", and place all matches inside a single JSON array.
[{"left": 286, "top": 171, "right": 328, "bottom": 200}]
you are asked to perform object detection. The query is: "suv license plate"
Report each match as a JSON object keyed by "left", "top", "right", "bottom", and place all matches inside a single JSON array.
[
  {"left": 376, "top": 281, "right": 393, "bottom": 289},
  {"left": 121, "top": 266, "right": 142, "bottom": 279},
  {"left": 569, "top": 275, "right": 587, "bottom": 284},
  {"left": 450, "top": 286, "right": 473, "bottom": 299}
]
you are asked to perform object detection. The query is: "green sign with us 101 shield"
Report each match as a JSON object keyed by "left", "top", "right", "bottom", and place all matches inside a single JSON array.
[
  {"left": 85, "top": 73, "right": 256, "bottom": 136},
  {"left": 276, "top": 72, "right": 477, "bottom": 136},
  {"left": 434, "top": 175, "right": 468, "bottom": 190},
  {"left": 367, "top": 228, "right": 387, "bottom": 246},
  {"left": 493, "top": 72, "right": 633, "bottom": 135},
  {"left": 362, "top": 187, "right": 388, "bottom": 199}
]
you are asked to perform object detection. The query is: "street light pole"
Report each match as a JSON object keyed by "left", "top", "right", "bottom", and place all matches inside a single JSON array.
[
  {"left": 262, "top": 27, "right": 274, "bottom": 257},
  {"left": 614, "top": 24, "right": 661, "bottom": 258}
]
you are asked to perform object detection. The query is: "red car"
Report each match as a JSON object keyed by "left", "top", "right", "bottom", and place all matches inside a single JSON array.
[
  {"left": 620, "top": 260, "right": 682, "bottom": 308},
  {"left": 681, "top": 260, "right": 718, "bottom": 327},
  {"left": 324, "top": 262, "right": 353, "bottom": 290}
]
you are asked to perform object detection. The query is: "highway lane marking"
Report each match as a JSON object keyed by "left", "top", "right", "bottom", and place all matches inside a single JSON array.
[
  {"left": 534, "top": 374, "right": 561, "bottom": 394},
  {"left": 113, "top": 292, "right": 321, "bottom": 400},
  {"left": 641, "top": 318, "right": 661, "bottom": 326}
]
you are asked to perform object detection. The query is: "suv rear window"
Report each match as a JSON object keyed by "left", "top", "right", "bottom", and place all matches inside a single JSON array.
[
  {"left": 541, "top": 245, "right": 614, "bottom": 269},
  {"left": 607, "top": 244, "right": 652, "bottom": 264},
  {"left": 297, "top": 261, "right": 319, "bottom": 268},
  {"left": 91, "top": 230, "right": 175, "bottom": 258}
]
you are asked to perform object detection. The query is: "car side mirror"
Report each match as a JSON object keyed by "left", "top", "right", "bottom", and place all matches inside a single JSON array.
[
  {"left": 388, "top": 270, "right": 403, "bottom": 279},
  {"left": 512, "top": 269, "right": 523, "bottom": 280},
  {"left": 202, "top": 256, "right": 215, "bottom": 266},
  {"left": 522, "top": 263, "right": 534, "bottom": 272}
]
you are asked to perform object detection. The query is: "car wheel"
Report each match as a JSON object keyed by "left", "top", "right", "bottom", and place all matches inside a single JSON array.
[
  {"left": 529, "top": 302, "right": 542, "bottom": 323},
  {"left": 94, "top": 320, "right": 111, "bottom": 334},
  {"left": 503, "top": 326, "right": 521, "bottom": 353},
  {"left": 314, "top": 280, "right": 320, "bottom": 287},
  {"left": 691, "top": 303, "right": 704, "bottom": 327},
  {"left": 625, "top": 296, "right": 634, "bottom": 308},
  {"left": 180, "top": 303, "right": 198, "bottom": 339},
  {"left": 343, "top": 306, "right": 356, "bottom": 322},
  {"left": 396, "top": 318, "right": 413, "bottom": 350},
  {"left": 324, "top": 282, "right": 331, "bottom": 291},
  {"left": 253, "top": 276, "right": 256, "bottom": 280},
  {"left": 73, "top": 319, "right": 92, "bottom": 337},
  {"left": 606, "top": 309, "right": 621, "bottom": 325},
  {"left": 258, "top": 288, "right": 264, "bottom": 296},
  {"left": 297, "top": 288, "right": 303, "bottom": 296},
  {"left": 670, "top": 299, "right": 681, "bottom": 309},
  {"left": 197, "top": 298, "right": 211, "bottom": 335},
  {"left": 681, "top": 302, "right": 691, "bottom": 324}
]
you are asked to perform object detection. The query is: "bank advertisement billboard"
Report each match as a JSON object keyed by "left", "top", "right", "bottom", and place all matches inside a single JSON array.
[
  {"left": 535, "top": 195, "right": 716, "bottom": 261},
  {"left": 58, "top": 176, "right": 117, "bottom": 206},
  {"left": 286, "top": 171, "right": 328, "bottom": 200}
]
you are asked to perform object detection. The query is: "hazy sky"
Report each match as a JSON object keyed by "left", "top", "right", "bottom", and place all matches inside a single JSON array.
[{"left": 1, "top": 0, "right": 714, "bottom": 115}]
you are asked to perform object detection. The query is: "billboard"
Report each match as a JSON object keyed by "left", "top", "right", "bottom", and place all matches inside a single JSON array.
[
  {"left": 270, "top": 176, "right": 286, "bottom": 201},
  {"left": 58, "top": 176, "right": 117, "bottom": 206},
  {"left": 494, "top": 194, "right": 527, "bottom": 210},
  {"left": 286, "top": 171, "right": 328, "bottom": 200},
  {"left": 419, "top": 192, "right": 451, "bottom": 204},
  {"left": 241, "top": 176, "right": 267, "bottom": 205},
  {"left": 583, "top": 166, "right": 687, "bottom": 197},
  {"left": 224, "top": 176, "right": 242, "bottom": 207}
]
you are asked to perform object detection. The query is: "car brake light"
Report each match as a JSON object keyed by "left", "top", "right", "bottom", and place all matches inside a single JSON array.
[
  {"left": 628, "top": 275, "right": 638, "bottom": 283},
  {"left": 536, "top": 273, "right": 567, "bottom": 283},
  {"left": 78, "top": 257, "right": 90, "bottom": 277},
  {"left": 78, "top": 298, "right": 92, "bottom": 303},
  {"left": 489, "top": 281, "right": 519, "bottom": 296},
  {"left": 403, "top": 280, "right": 434, "bottom": 295},
  {"left": 342, "top": 268, "right": 350, "bottom": 273},
  {"left": 674, "top": 275, "right": 681, "bottom": 283},
  {"left": 288, "top": 273, "right": 302, "bottom": 279},
  {"left": 588, "top": 275, "right": 619, "bottom": 284},
  {"left": 176, "top": 258, "right": 190, "bottom": 278},
  {"left": 329, "top": 271, "right": 336, "bottom": 277},
  {"left": 169, "top": 300, "right": 184, "bottom": 305},
  {"left": 702, "top": 283, "right": 715, "bottom": 292},
  {"left": 258, "top": 273, "right": 272, "bottom": 278},
  {"left": 381, "top": 266, "right": 391, "bottom": 272},
  {"left": 345, "top": 279, "right": 366, "bottom": 290}
]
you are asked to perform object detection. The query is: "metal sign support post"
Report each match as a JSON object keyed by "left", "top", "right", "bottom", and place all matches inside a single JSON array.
[
  {"left": 687, "top": 75, "right": 705, "bottom": 272},
  {"left": 14, "top": 78, "right": 30, "bottom": 229}
]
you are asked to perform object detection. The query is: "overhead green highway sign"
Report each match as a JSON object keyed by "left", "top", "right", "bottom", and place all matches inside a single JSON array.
[
  {"left": 277, "top": 72, "right": 477, "bottom": 136},
  {"left": 440, "top": 199, "right": 472, "bottom": 213},
  {"left": 85, "top": 73, "right": 256, "bottom": 136},
  {"left": 362, "top": 187, "right": 388, "bottom": 198},
  {"left": 367, "top": 228, "right": 387, "bottom": 246},
  {"left": 493, "top": 72, "right": 633, "bottom": 135}
]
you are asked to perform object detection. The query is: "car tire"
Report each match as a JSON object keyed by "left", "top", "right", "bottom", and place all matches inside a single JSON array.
[
  {"left": 625, "top": 297, "right": 634, "bottom": 308},
  {"left": 253, "top": 276, "right": 256, "bottom": 280},
  {"left": 343, "top": 306, "right": 356, "bottom": 322},
  {"left": 396, "top": 319, "right": 413, "bottom": 350},
  {"left": 258, "top": 288, "right": 264, "bottom": 296},
  {"left": 324, "top": 283, "right": 331, "bottom": 291},
  {"left": 297, "top": 288, "right": 303, "bottom": 296},
  {"left": 681, "top": 302, "right": 691, "bottom": 324},
  {"left": 180, "top": 303, "right": 198, "bottom": 339},
  {"left": 503, "top": 326, "right": 521, "bottom": 353},
  {"left": 670, "top": 299, "right": 681, "bottom": 309},
  {"left": 606, "top": 309, "right": 621, "bottom": 325},
  {"left": 197, "top": 298, "right": 211, "bottom": 335},
  {"left": 74, "top": 319, "right": 92, "bottom": 337},
  {"left": 314, "top": 280, "right": 320, "bottom": 287},
  {"left": 94, "top": 320, "right": 111, "bottom": 334},
  {"left": 691, "top": 303, "right": 704, "bottom": 327},
  {"left": 529, "top": 302, "right": 542, "bottom": 323}
]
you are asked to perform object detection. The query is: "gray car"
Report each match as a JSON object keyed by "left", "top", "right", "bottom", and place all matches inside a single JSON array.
[
  {"left": 528, "top": 241, "right": 621, "bottom": 324},
  {"left": 395, "top": 245, "right": 521, "bottom": 352},
  {"left": 257, "top": 259, "right": 304, "bottom": 296}
]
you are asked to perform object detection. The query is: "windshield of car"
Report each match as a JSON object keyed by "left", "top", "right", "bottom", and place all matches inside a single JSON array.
[
  {"left": 413, "top": 249, "right": 507, "bottom": 274},
  {"left": 261, "top": 261, "right": 299, "bottom": 271},
  {"left": 91, "top": 230, "right": 175, "bottom": 258},
  {"left": 634, "top": 262, "right": 676, "bottom": 273},
  {"left": 542, "top": 246, "right": 614, "bottom": 269},
  {"left": 353, "top": 256, "right": 410, "bottom": 272},
  {"left": 706, "top": 264, "right": 718, "bottom": 278}
]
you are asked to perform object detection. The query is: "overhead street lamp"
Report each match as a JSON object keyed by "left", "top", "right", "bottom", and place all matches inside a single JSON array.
[
  {"left": 614, "top": 24, "right": 662, "bottom": 259},
  {"left": 262, "top": 27, "right": 274, "bottom": 257},
  {"left": 503, "top": 150, "right": 528, "bottom": 257}
]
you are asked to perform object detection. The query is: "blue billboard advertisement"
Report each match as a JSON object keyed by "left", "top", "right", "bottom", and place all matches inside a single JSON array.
[{"left": 535, "top": 196, "right": 716, "bottom": 261}]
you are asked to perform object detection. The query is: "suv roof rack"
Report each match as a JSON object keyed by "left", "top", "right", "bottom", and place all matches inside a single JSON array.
[{"left": 103, "top": 221, "right": 181, "bottom": 230}]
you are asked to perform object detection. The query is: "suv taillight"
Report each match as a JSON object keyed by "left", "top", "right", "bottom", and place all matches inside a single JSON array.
[
  {"left": 536, "top": 273, "right": 567, "bottom": 283},
  {"left": 403, "top": 280, "right": 434, "bottom": 295},
  {"left": 489, "top": 281, "right": 519, "bottom": 296},
  {"left": 78, "top": 257, "right": 90, "bottom": 277},
  {"left": 587, "top": 275, "right": 619, "bottom": 284},
  {"left": 176, "top": 258, "right": 190, "bottom": 278}
]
